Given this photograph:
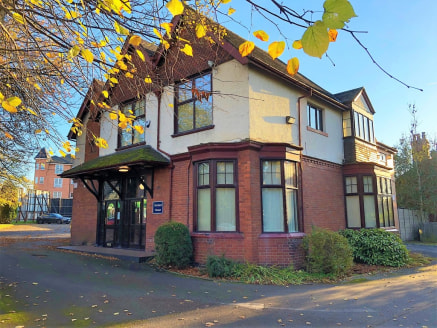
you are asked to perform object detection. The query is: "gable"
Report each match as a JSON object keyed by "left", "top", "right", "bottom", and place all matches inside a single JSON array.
[{"left": 353, "top": 94, "right": 373, "bottom": 115}]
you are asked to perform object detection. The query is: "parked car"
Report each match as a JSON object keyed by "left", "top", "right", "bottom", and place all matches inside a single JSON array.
[{"left": 36, "top": 213, "right": 69, "bottom": 224}]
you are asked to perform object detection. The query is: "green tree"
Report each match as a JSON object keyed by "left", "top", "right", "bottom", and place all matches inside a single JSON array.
[
  {"left": 395, "top": 106, "right": 437, "bottom": 218},
  {"left": 0, "top": 178, "right": 21, "bottom": 223}
]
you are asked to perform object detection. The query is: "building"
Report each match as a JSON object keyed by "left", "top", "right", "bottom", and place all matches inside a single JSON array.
[
  {"left": 62, "top": 10, "right": 398, "bottom": 267},
  {"left": 34, "top": 148, "right": 74, "bottom": 199}
]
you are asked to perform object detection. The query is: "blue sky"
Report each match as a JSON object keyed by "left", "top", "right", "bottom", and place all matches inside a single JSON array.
[{"left": 218, "top": 0, "right": 437, "bottom": 147}]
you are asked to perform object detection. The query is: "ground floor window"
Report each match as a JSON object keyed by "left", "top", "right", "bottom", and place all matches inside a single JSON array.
[
  {"left": 195, "top": 160, "right": 237, "bottom": 232},
  {"left": 345, "top": 174, "right": 394, "bottom": 228},
  {"left": 261, "top": 160, "right": 299, "bottom": 232}
]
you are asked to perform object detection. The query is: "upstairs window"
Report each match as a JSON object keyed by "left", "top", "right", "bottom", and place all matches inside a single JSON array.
[
  {"left": 55, "top": 164, "right": 64, "bottom": 174},
  {"left": 353, "top": 111, "right": 374, "bottom": 143},
  {"left": 39, "top": 177, "right": 44, "bottom": 184},
  {"left": 175, "top": 73, "right": 212, "bottom": 134},
  {"left": 119, "top": 99, "right": 146, "bottom": 147},
  {"left": 54, "top": 178, "right": 63, "bottom": 188},
  {"left": 307, "top": 104, "right": 323, "bottom": 131},
  {"left": 40, "top": 163, "right": 45, "bottom": 170},
  {"left": 52, "top": 191, "right": 62, "bottom": 199}
]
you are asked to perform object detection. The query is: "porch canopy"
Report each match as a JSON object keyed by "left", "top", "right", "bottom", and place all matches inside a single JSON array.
[{"left": 60, "top": 145, "right": 170, "bottom": 199}]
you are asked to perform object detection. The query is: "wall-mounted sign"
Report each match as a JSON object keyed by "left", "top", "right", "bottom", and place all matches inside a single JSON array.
[{"left": 152, "top": 201, "right": 164, "bottom": 214}]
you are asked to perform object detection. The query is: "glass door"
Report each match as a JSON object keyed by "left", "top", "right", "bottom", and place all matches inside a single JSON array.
[{"left": 104, "top": 200, "right": 120, "bottom": 247}]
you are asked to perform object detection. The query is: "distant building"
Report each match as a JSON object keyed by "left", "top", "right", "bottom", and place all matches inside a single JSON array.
[{"left": 34, "top": 148, "right": 74, "bottom": 199}]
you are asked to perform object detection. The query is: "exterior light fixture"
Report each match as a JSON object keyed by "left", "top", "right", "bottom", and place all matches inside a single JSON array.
[
  {"left": 118, "top": 165, "right": 130, "bottom": 173},
  {"left": 286, "top": 116, "right": 296, "bottom": 124}
]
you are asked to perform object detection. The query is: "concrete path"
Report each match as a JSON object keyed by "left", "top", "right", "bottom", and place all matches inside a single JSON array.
[{"left": 0, "top": 225, "right": 436, "bottom": 328}]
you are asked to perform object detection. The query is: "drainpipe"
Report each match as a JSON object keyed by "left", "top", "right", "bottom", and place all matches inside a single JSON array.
[
  {"left": 297, "top": 89, "right": 313, "bottom": 230},
  {"left": 156, "top": 91, "right": 174, "bottom": 221}
]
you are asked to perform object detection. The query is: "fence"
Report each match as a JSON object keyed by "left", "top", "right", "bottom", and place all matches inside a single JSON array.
[
  {"left": 398, "top": 208, "right": 428, "bottom": 241},
  {"left": 17, "top": 190, "right": 73, "bottom": 221}
]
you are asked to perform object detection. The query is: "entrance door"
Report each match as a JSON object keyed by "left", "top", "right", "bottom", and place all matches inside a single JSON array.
[{"left": 104, "top": 200, "right": 120, "bottom": 247}]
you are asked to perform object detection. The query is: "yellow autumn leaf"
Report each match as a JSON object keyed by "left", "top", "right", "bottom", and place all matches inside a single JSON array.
[
  {"left": 136, "top": 49, "right": 145, "bottom": 62},
  {"left": 181, "top": 44, "right": 193, "bottom": 56},
  {"left": 125, "top": 72, "right": 133, "bottom": 78},
  {"left": 328, "top": 29, "right": 338, "bottom": 42},
  {"left": 160, "top": 22, "right": 173, "bottom": 36},
  {"left": 49, "top": 149, "right": 54, "bottom": 155},
  {"left": 26, "top": 108, "right": 37, "bottom": 115},
  {"left": 221, "top": 0, "right": 231, "bottom": 3},
  {"left": 109, "top": 77, "right": 118, "bottom": 84},
  {"left": 227, "top": 7, "right": 236, "bottom": 15},
  {"left": 2, "top": 102, "right": 17, "bottom": 113},
  {"left": 129, "top": 35, "right": 142, "bottom": 46},
  {"left": 34, "top": 83, "right": 41, "bottom": 90},
  {"left": 35, "top": 129, "right": 42, "bottom": 134},
  {"left": 292, "top": 40, "right": 303, "bottom": 50},
  {"left": 253, "top": 30, "right": 269, "bottom": 42},
  {"left": 144, "top": 76, "right": 152, "bottom": 84},
  {"left": 4, "top": 132, "right": 13, "bottom": 139},
  {"left": 286, "top": 57, "right": 299, "bottom": 76},
  {"left": 6, "top": 97, "right": 21, "bottom": 107},
  {"left": 59, "top": 149, "right": 66, "bottom": 157},
  {"left": 166, "top": 0, "right": 184, "bottom": 17},
  {"left": 268, "top": 41, "right": 285, "bottom": 60},
  {"left": 12, "top": 12, "right": 25, "bottom": 24},
  {"left": 239, "top": 41, "right": 255, "bottom": 57},
  {"left": 116, "top": 60, "right": 127, "bottom": 70},
  {"left": 0, "top": 92, "right": 4, "bottom": 102},
  {"left": 81, "top": 49, "right": 94, "bottom": 63},
  {"left": 134, "top": 125, "right": 144, "bottom": 134},
  {"left": 94, "top": 137, "right": 108, "bottom": 148},
  {"left": 196, "top": 23, "right": 207, "bottom": 38},
  {"left": 109, "top": 112, "right": 118, "bottom": 120},
  {"left": 102, "top": 90, "right": 109, "bottom": 98},
  {"left": 114, "top": 21, "right": 129, "bottom": 35}
]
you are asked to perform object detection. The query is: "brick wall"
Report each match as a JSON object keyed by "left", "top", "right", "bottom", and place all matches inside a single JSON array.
[
  {"left": 301, "top": 157, "right": 346, "bottom": 233},
  {"left": 70, "top": 180, "right": 98, "bottom": 245}
]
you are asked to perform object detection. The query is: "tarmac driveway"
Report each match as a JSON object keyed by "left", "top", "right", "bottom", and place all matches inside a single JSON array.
[{"left": 0, "top": 225, "right": 436, "bottom": 328}]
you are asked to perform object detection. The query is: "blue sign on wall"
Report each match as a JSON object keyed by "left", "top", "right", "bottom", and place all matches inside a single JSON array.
[{"left": 152, "top": 201, "right": 164, "bottom": 214}]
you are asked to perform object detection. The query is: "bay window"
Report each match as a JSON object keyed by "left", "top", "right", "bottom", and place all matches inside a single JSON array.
[{"left": 261, "top": 160, "right": 299, "bottom": 233}]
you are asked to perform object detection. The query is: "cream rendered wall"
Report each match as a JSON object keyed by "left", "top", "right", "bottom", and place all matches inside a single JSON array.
[
  {"left": 144, "top": 93, "right": 159, "bottom": 149},
  {"left": 247, "top": 68, "right": 299, "bottom": 145},
  {"left": 99, "top": 105, "right": 119, "bottom": 157},
  {"left": 158, "top": 60, "right": 250, "bottom": 155},
  {"left": 72, "top": 111, "right": 89, "bottom": 167},
  {"left": 300, "top": 98, "right": 344, "bottom": 164}
]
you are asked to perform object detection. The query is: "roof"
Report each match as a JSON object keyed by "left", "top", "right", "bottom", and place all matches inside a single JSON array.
[
  {"left": 35, "top": 148, "right": 73, "bottom": 164},
  {"left": 60, "top": 145, "right": 169, "bottom": 178}
]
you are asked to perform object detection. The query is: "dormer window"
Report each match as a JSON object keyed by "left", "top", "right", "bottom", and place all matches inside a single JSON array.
[
  {"left": 353, "top": 111, "right": 374, "bottom": 143},
  {"left": 174, "top": 72, "right": 213, "bottom": 134}
]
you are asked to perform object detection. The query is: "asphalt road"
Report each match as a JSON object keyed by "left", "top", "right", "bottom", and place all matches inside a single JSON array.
[{"left": 0, "top": 225, "right": 436, "bottom": 328}]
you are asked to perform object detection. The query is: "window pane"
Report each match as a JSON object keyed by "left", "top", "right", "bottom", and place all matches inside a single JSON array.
[
  {"left": 284, "top": 161, "right": 296, "bottom": 187},
  {"left": 178, "top": 81, "right": 192, "bottom": 102},
  {"left": 378, "top": 197, "right": 384, "bottom": 227},
  {"left": 196, "top": 74, "right": 211, "bottom": 92},
  {"left": 195, "top": 99, "right": 212, "bottom": 128},
  {"left": 198, "top": 163, "right": 209, "bottom": 186},
  {"left": 216, "top": 188, "right": 236, "bottom": 231},
  {"left": 354, "top": 112, "right": 360, "bottom": 137},
  {"left": 262, "top": 188, "right": 284, "bottom": 232},
  {"left": 388, "top": 197, "right": 394, "bottom": 226},
  {"left": 345, "top": 176, "right": 357, "bottom": 194},
  {"left": 263, "top": 161, "right": 281, "bottom": 185},
  {"left": 364, "top": 195, "right": 376, "bottom": 227},
  {"left": 346, "top": 195, "right": 361, "bottom": 228},
  {"left": 198, "top": 188, "right": 211, "bottom": 231},
  {"left": 286, "top": 189, "right": 298, "bottom": 232},
  {"left": 217, "top": 162, "right": 233, "bottom": 185},
  {"left": 177, "top": 103, "right": 193, "bottom": 132},
  {"left": 363, "top": 176, "right": 373, "bottom": 193},
  {"left": 121, "top": 128, "right": 132, "bottom": 147},
  {"left": 134, "top": 99, "right": 145, "bottom": 116},
  {"left": 133, "top": 119, "right": 146, "bottom": 144},
  {"left": 363, "top": 116, "right": 368, "bottom": 141}
]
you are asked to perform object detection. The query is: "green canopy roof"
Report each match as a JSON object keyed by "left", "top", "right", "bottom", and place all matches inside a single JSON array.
[{"left": 61, "top": 145, "right": 169, "bottom": 178}]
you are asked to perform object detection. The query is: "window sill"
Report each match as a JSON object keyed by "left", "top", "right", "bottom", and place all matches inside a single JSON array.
[
  {"left": 259, "top": 232, "right": 305, "bottom": 238},
  {"left": 172, "top": 125, "right": 214, "bottom": 138},
  {"left": 306, "top": 126, "right": 328, "bottom": 137},
  {"left": 191, "top": 232, "right": 243, "bottom": 239},
  {"left": 116, "top": 142, "right": 146, "bottom": 151}
]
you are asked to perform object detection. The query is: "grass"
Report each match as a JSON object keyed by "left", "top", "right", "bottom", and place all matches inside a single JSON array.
[
  {"left": 0, "top": 287, "right": 32, "bottom": 326},
  {"left": 406, "top": 251, "right": 434, "bottom": 267}
]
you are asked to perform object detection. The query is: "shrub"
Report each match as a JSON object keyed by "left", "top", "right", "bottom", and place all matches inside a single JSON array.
[
  {"left": 340, "top": 228, "right": 409, "bottom": 267},
  {"left": 302, "top": 227, "right": 353, "bottom": 276},
  {"left": 206, "top": 255, "right": 237, "bottom": 278},
  {"left": 154, "top": 222, "right": 193, "bottom": 269}
]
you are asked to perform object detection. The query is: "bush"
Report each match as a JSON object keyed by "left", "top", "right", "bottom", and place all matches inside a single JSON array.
[
  {"left": 302, "top": 227, "right": 353, "bottom": 276},
  {"left": 340, "top": 228, "right": 409, "bottom": 267},
  {"left": 0, "top": 205, "right": 15, "bottom": 224},
  {"left": 206, "top": 255, "right": 237, "bottom": 278},
  {"left": 154, "top": 222, "right": 193, "bottom": 269}
]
